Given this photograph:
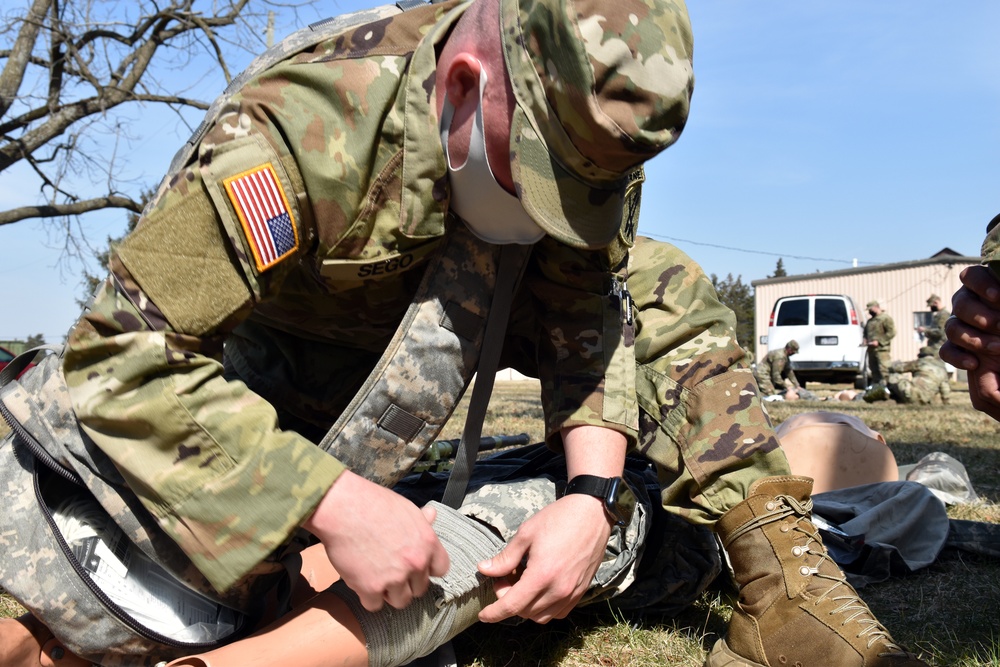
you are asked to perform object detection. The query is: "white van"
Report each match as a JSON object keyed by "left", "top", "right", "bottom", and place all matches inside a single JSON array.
[{"left": 764, "top": 295, "right": 866, "bottom": 386}]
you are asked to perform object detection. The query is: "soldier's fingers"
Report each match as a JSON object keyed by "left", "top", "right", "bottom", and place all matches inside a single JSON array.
[
  {"left": 384, "top": 580, "right": 416, "bottom": 610},
  {"left": 945, "top": 314, "right": 1000, "bottom": 355},
  {"left": 357, "top": 588, "right": 386, "bottom": 613},
  {"left": 939, "top": 341, "right": 979, "bottom": 371},
  {"left": 420, "top": 504, "right": 451, "bottom": 577},
  {"left": 953, "top": 278, "right": 1000, "bottom": 330},
  {"left": 968, "top": 373, "right": 1000, "bottom": 422},
  {"left": 959, "top": 265, "right": 1000, "bottom": 306}
]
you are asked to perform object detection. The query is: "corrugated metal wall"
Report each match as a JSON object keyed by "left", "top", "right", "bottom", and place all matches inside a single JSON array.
[{"left": 752, "top": 257, "right": 980, "bottom": 368}]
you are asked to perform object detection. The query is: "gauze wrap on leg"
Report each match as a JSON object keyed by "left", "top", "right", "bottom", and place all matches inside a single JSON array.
[{"left": 329, "top": 501, "right": 503, "bottom": 667}]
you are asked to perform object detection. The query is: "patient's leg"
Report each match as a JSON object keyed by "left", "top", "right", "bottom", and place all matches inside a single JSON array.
[
  {"left": 168, "top": 502, "right": 502, "bottom": 667},
  {"left": 165, "top": 589, "right": 367, "bottom": 667}
]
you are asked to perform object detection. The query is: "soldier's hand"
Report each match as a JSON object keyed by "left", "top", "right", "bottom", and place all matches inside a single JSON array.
[
  {"left": 941, "top": 265, "right": 1000, "bottom": 421},
  {"left": 303, "top": 471, "right": 450, "bottom": 612},
  {"left": 476, "top": 493, "right": 610, "bottom": 624},
  {"left": 943, "top": 265, "right": 1000, "bottom": 362}
]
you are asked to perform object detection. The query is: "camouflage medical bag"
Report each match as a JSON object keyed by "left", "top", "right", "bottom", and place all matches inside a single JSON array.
[{"left": 0, "top": 346, "right": 278, "bottom": 666}]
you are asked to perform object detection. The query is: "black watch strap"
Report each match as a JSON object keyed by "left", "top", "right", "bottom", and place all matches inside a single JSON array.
[
  {"left": 563, "top": 474, "right": 636, "bottom": 526},
  {"left": 564, "top": 474, "right": 614, "bottom": 499}
]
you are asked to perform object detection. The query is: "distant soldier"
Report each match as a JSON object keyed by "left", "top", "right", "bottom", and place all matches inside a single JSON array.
[
  {"left": 863, "top": 299, "right": 896, "bottom": 386},
  {"left": 754, "top": 339, "right": 800, "bottom": 396},
  {"left": 916, "top": 293, "right": 949, "bottom": 353},
  {"left": 888, "top": 347, "right": 951, "bottom": 404}
]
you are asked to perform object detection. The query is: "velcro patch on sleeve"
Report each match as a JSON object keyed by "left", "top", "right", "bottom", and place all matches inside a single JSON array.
[{"left": 223, "top": 163, "right": 300, "bottom": 273}]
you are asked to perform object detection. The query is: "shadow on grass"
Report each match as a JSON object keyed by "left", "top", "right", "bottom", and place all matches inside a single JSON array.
[{"left": 452, "top": 579, "right": 734, "bottom": 667}]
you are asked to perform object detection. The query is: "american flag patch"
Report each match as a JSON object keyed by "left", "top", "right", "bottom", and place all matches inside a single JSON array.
[{"left": 224, "top": 163, "right": 299, "bottom": 272}]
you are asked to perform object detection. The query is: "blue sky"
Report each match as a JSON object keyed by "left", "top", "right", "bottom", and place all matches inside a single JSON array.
[{"left": 2, "top": 1, "right": 998, "bottom": 342}]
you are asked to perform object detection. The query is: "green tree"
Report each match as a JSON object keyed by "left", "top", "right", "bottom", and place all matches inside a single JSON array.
[
  {"left": 770, "top": 258, "right": 787, "bottom": 278},
  {"left": 711, "top": 273, "right": 754, "bottom": 351},
  {"left": 24, "top": 334, "right": 46, "bottom": 347}
]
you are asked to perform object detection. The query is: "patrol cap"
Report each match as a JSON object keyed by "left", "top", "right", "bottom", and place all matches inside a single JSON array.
[
  {"left": 866, "top": 299, "right": 880, "bottom": 309},
  {"left": 785, "top": 339, "right": 800, "bottom": 353},
  {"left": 988, "top": 211, "right": 1000, "bottom": 233},
  {"left": 501, "top": 0, "right": 694, "bottom": 249},
  {"left": 926, "top": 294, "right": 940, "bottom": 305}
]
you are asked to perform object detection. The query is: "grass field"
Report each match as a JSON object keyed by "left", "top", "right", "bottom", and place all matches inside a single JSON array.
[
  {"left": 3, "top": 380, "right": 999, "bottom": 665},
  {"left": 439, "top": 380, "right": 1000, "bottom": 667}
]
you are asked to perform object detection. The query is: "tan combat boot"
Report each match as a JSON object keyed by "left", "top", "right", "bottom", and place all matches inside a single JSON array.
[{"left": 706, "top": 476, "right": 928, "bottom": 667}]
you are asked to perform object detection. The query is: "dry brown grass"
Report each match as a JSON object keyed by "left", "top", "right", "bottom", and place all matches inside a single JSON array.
[{"left": 447, "top": 379, "right": 1000, "bottom": 667}]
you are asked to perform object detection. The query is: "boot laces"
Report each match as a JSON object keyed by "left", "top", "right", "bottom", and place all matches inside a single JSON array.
[
  {"left": 779, "top": 494, "right": 911, "bottom": 654},
  {"left": 727, "top": 493, "right": 910, "bottom": 655}
]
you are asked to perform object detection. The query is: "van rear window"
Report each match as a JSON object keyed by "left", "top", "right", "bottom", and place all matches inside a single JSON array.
[
  {"left": 815, "top": 298, "right": 848, "bottom": 325},
  {"left": 775, "top": 299, "right": 809, "bottom": 326}
]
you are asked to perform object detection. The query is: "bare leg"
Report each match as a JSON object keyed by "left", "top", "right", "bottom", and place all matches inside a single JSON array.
[
  {"left": 166, "top": 591, "right": 367, "bottom": 667},
  {"left": 0, "top": 614, "right": 89, "bottom": 667},
  {"left": 167, "top": 543, "right": 367, "bottom": 667}
]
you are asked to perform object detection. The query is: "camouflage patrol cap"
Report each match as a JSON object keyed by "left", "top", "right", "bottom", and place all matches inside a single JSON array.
[
  {"left": 785, "top": 339, "right": 800, "bottom": 353},
  {"left": 500, "top": 0, "right": 694, "bottom": 249},
  {"left": 926, "top": 294, "right": 940, "bottom": 305},
  {"left": 866, "top": 299, "right": 880, "bottom": 309}
]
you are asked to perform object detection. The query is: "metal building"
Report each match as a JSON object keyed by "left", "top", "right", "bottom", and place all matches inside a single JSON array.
[{"left": 751, "top": 249, "right": 981, "bottom": 370}]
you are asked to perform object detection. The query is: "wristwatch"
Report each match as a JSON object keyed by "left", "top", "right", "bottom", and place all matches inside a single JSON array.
[{"left": 563, "top": 475, "right": 637, "bottom": 527}]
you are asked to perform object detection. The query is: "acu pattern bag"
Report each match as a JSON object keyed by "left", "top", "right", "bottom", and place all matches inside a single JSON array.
[{"left": 0, "top": 347, "right": 267, "bottom": 666}]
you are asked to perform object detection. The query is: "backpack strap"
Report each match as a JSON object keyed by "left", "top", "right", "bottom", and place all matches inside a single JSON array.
[
  {"left": 440, "top": 243, "right": 524, "bottom": 507},
  {"left": 318, "top": 224, "right": 532, "bottom": 488},
  {"left": 0, "top": 345, "right": 55, "bottom": 387}
]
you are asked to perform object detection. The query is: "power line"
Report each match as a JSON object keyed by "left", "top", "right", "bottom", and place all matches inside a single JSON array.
[{"left": 640, "top": 230, "right": 880, "bottom": 267}]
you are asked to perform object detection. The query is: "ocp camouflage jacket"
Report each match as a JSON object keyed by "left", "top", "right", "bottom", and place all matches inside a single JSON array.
[{"left": 61, "top": 0, "right": 652, "bottom": 592}]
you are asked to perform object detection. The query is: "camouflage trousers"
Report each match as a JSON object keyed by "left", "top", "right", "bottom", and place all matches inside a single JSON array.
[
  {"left": 888, "top": 373, "right": 950, "bottom": 405},
  {"left": 753, "top": 371, "right": 779, "bottom": 397},
  {"left": 867, "top": 347, "right": 893, "bottom": 386}
]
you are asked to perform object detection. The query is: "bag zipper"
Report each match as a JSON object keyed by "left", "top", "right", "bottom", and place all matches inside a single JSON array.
[
  {"left": 0, "top": 400, "right": 81, "bottom": 485},
  {"left": 1, "top": 403, "right": 246, "bottom": 650},
  {"left": 25, "top": 445, "right": 241, "bottom": 650}
]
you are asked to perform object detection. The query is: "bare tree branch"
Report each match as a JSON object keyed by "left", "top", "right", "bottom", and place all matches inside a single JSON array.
[
  {"left": 0, "top": 195, "right": 142, "bottom": 226},
  {"left": 0, "top": 0, "right": 316, "bottom": 262},
  {"left": 0, "top": 0, "right": 51, "bottom": 117}
]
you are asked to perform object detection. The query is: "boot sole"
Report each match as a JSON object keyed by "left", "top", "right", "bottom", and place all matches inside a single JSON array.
[{"left": 704, "top": 639, "right": 767, "bottom": 667}]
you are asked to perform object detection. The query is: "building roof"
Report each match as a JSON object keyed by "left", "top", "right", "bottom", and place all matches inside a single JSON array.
[{"left": 751, "top": 253, "right": 982, "bottom": 287}]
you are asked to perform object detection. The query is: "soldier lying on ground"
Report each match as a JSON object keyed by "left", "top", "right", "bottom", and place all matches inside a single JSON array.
[{"left": 887, "top": 347, "right": 951, "bottom": 405}]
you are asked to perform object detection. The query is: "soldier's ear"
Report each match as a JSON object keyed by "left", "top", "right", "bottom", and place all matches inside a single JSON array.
[{"left": 444, "top": 53, "right": 481, "bottom": 109}]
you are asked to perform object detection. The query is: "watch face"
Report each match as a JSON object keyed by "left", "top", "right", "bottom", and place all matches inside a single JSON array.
[{"left": 608, "top": 477, "right": 637, "bottom": 527}]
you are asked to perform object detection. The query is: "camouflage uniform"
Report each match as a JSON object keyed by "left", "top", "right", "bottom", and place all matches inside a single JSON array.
[
  {"left": 985, "top": 216, "right": 1000, "bottom": 268},
  {"left": 888, "top": 350, "right": 951, "bottom": 405},
  {"left": 60, "top": 0, "right": 696, "bottom": 595},
  {"left": 753, "top": 348, "right": 799, "bottom": 396},
  {"left": 863, "top": 310, "right": 896, "bottom": 386},
  {"left": 921, "top": 304, "right": 950, "bottom": 353},
  {"left": 624, "top": 238, "right": 789, "bottom": 524}
]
